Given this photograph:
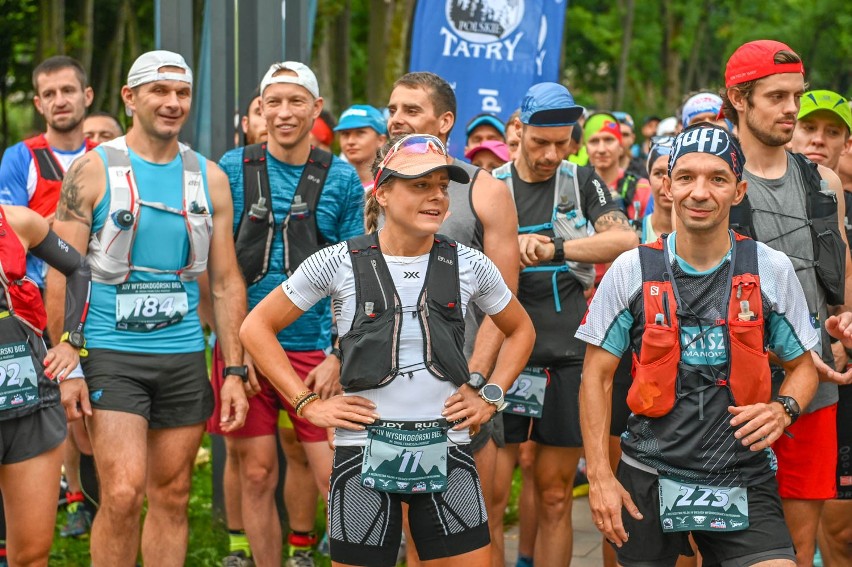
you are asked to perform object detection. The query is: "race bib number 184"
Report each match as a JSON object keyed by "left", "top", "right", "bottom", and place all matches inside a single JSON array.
[{"left": 115, "top": 281, "right": 189, "bottom": 332}]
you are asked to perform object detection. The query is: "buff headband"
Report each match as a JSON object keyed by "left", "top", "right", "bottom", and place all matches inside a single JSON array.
[{"left": 668, "top": 124, "right": 745, "bottom": 182}]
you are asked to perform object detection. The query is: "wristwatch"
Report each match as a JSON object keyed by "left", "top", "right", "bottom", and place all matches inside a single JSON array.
[
  {"left": 329, "top": 347, "right": 342, "bottom": 361},
  {"left": 467, "top": 372, "right": 487, "bottom": 390},
  {"left": 479, "top": 383, "right": 508, "bottom": 412},
  {"left": 60, "top": 330, "right": 86, "bottom": 349},
  {"left": 774, "top": 396, "right": 801, "bottom": 425},
  {"left": 223, "top": 365, "right": 249, "bottom": 383},
  {"left": 551, "top": 236, "right": 565, "bottom": 263}
]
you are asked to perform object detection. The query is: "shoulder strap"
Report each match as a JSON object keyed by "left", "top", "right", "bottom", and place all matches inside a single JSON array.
[
  {"left": 348, "top": 232, "right": 394, "bottom": 317},
  {"left": 731, "top": 236, "right": 758, "bottom": 277},
  {"left": 241, "top": 143, "right": 271, "bottom": 224},
  {"left": 25, "top": 135, "right": 64, "bottom": 182},
  {"left": 295, "top": 146, "right": 333, "bottom": 212},
  {"left": 619, "top": 173, "right": 638, "bottom": 201},
  {"left": 426, "top": 234, "right": 461, "bottom": 307},
  {"left": 791, "top": 152, "right": 827, "bottom": 222},
  {"left": 638, "top": 240, "right": 668, "bottom": 282}
]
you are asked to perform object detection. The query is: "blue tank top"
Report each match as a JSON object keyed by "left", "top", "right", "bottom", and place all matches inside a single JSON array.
[{"left": 85, "top": 146, "right": 211, "bottom": 353}]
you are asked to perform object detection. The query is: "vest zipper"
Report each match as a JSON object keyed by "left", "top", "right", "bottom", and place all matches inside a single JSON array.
[{"left": 370, "top": 259, "right": 388, "bottom": 311}]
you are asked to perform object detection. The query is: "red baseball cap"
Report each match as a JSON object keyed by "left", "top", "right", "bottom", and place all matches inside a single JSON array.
[{"left": 725, "top": 40, "right": 804, "bottom": 87}]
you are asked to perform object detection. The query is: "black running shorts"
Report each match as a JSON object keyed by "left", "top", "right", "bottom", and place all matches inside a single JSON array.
[
  {"left": 503, "top": 362, "right": 583, "bottom": 447},
  {"left": 328, "top": 444, "right": 490, "bottom": 566},
  {"left": 0, "top": 403, "right": 65, "bottom": 464},
  {"left": 614, "top": 460, "right": 795, "bottom": 567},
  {"left": 82, "top": 348, "right": 213, "bottom": 429}
]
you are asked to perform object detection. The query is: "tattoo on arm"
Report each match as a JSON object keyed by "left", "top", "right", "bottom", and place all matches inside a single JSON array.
[
  {"left": 55, "top": 157, "right": 92, "bottom": 226},
  {"left": 594, "top": 210, "right": 633, "bottom": 232}
]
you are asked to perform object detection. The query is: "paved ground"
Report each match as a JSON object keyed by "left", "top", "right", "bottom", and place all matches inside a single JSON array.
[{"left": 503, "top": 494, "right": 605, "bottom": 567}]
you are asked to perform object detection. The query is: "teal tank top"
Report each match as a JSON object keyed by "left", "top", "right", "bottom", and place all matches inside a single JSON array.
[{"left": 85, "top": 146, "right": 211, "bottom": 353}]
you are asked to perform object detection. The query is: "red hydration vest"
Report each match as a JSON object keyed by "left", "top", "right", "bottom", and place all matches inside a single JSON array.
[
  {"left": 23, "top": 134, "right": 97, "bottom": 218},
  {"left": 627, "top": 233, "right": 771, "bottom": 418},
  {"left": 0, "top": 206, "right": 47, "bottom": 334}
]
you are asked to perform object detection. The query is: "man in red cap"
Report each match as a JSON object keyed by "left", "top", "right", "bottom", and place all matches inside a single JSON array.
[{"left": 721, "top": 39, "right": 852, "bottom": 565}]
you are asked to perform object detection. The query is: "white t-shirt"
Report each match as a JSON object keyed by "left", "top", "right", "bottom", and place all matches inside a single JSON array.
[{"left": 283, "top": 237, "right": 512, "bottom": 445}]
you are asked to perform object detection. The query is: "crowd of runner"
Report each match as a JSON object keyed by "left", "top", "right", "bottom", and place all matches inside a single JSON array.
[{"left": 0, "top": 36, "right": 849, "bottom": 567}]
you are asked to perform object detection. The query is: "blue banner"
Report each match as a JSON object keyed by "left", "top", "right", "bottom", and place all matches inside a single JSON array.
[{"left": 409, "top": 0, "right": 568, "bottom": 158}]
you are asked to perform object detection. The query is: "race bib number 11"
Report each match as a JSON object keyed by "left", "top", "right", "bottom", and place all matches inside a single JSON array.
[
  {"left": 115, "top": 281, "right": 189, "bottom": 332},
  {"left": 361, "top": 425, "right": 448, "bottom": 494}
]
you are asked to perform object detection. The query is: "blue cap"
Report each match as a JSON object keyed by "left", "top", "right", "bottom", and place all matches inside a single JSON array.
[
  {"left": 465, "top": 114, "right": 506, "bottom": 139},
  {"left": 519, "top": 83, "right": 584, "bottom": 127},
  {"left": 334, "top": 105, "right": 388, "bottom": 135}
]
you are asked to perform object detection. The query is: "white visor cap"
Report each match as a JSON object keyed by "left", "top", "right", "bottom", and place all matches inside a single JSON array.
[
  {"left": 260, "top": 61, "right": 319, "bottom": 98},
  {"left": 127, "top": 50, "right": 193, "bottom": 89}
]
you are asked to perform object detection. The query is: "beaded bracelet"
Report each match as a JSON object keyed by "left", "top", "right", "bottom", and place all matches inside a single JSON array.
[
  {"left": 291, "top": 389, "right": 313, "bottom": 408},
  {"left": 295, "top": 393, "right": 320, "bottom": 417}
]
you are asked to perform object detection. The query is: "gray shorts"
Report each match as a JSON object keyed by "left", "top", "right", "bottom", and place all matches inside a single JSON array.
[
  {"left": 82, "top": 348, "right": 213, "bottom": 429},
  {"left": 469, "top": 412, "right": 505, "bottom": 453}
]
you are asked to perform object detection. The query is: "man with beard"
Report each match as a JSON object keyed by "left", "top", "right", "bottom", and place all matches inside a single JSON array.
[
  {"left": 0, "top": 56, "right": 97, "bottom": 285},
  {"left": 721, "top": 40, "right": 852, "bottom": 566},
  {"left": 491, "top": 82, "right": 638, "bottom": 566}
]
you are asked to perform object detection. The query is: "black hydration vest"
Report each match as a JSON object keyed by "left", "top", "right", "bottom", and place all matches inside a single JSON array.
[
  {"left": 338, "top": 232, "right": 469, "bottom": 393},
  {"left": 234, "top": 144, "right": 332, "bottom": 284},
  {"left": 729, "top": 152, "right": 846, "bottom": 305}
]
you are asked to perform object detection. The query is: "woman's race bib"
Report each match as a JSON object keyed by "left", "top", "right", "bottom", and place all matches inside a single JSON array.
[{"left": 362, "top": 420, "right": 449, "bottom": 494}]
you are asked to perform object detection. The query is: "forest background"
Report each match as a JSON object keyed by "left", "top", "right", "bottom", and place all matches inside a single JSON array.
[{"left": 1, "top": 0, "right": 850, "bottom": 151}]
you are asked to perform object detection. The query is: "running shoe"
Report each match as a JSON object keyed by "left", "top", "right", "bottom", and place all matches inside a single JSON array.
[
  {"left": 60, "top": 502, "right": 92, "bottom": 538},
  {"left": 284, "top": 549, "right": 315, "bottom": 567},
  {"left": 516, "top": 555, "right": 534, "bottom": 567},
  {"left": 221, "top": 551, "right": 254, "bottom": 567}
]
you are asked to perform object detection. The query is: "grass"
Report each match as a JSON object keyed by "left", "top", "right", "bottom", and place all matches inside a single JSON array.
[{"left": 48, "top": 443, "right": 526, "bottom": 566}]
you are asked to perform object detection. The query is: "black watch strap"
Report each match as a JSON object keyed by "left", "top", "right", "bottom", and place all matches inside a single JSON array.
[
  {"left": 223, "top": 365, "right": 249, "bottom": 383},
  {"left": 330, "top": 347, "right": 342, "bottom": 361},
  {"left": 552, "top": 236, "right": 565, "bottom": 263}
]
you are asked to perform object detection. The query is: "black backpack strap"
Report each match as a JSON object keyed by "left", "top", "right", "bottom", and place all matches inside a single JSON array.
[
  {"left": 791, "top": 152, "right": 823, "bottom": 199},
  {"left": 294, "top": 147, "right": 333, "bottom": 226},
  {"left": 731, "top": 237, "right": 758, "bottom": 277},
  {"left": 348, "top": 233, "right": 394, "bottom": 317},
  {"left": 241, "top": 143, "right": 272, "bottom": 224},
  {"left": 32, "top": 147, "right": 64, "bottom": 181},
  {"left": 426, "top": 234, "right": 461, "bottom": 307},
  {"left": 233, "top": 143, "right": 274, "bottom": 284},
  {"left": 637, "top": 240, "right": 669, "bottom": 283}
]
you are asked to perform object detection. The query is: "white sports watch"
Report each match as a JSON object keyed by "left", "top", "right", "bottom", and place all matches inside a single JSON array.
[{"left": 479, "top": 383, "right": 508, "bottom": 412}]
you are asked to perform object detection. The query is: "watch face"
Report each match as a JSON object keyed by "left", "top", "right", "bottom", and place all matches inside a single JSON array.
[
  {"left": 481, "top": 383, "right": 502, "bottom": 402},
  {"left": 69, "top": 331, "right": 85, "bottom": 347},
  {"left": 468, "top": 372, "right": 486, "bottom": 389}
]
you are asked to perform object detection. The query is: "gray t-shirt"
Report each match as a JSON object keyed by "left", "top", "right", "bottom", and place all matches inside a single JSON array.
[{"left": 744, "top": 153, "right": 837, "bottom": 412}]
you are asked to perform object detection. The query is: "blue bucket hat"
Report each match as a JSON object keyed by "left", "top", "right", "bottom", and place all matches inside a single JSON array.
[
  {"left": 519, "top": 83, "right": 585, "bottom": 127},
  {"left": 334, "top": 104, "right": 388, "bottom": 135}
]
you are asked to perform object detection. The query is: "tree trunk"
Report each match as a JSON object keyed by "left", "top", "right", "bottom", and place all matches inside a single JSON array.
[
  {"left": 330, "top": 0, "right": 352, "bottom": 114},
  {"left": 661, "top": 1, "right": 682, "bottom": 111},
  {"left": 684, "top": 0, "right": 710, "bottom": 92},
  {"left": 366, "top": 0, "right": 389, "bottom": 107},
  {"left": 614, "top": 0, "right": 635, "bottom": 110},
  {"left": 383, "top": 0, "right": 415, "bottom": 104},
  {"left": 97, "top": 0, "right": 128, "bottom": 116},
  {"left": 78, "top": 0, "right": 94, "bottom": 75}
]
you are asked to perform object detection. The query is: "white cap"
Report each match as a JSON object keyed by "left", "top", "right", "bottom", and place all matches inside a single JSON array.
[
  {"left": 656, "top": 116, "right": 679, "bottom": 137},
  {"left": 259, "top": 61, "right": 319, "bottom": 98},
  {"left": 127, "top": 50, "right": 193, "bottom": 89}
]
